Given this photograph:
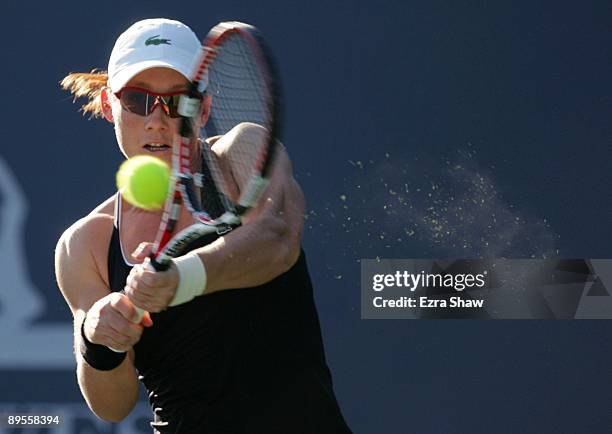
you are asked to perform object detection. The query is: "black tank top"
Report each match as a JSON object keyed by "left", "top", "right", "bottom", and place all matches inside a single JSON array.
[{"left": 107, "top": 197, "right": 351, "bottom": 433}]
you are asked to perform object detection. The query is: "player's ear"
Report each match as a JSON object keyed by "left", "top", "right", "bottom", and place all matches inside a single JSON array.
[
  {"left": 100, "top": 88, "right": 115, "bottom": 123},
  {"left": 199, "top": 94, "right": 212, "bottom": 126}
]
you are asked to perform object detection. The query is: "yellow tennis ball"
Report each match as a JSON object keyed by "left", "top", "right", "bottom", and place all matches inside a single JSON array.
[{"left": 116, "top": 156, "right": 170, "bottom": 210}]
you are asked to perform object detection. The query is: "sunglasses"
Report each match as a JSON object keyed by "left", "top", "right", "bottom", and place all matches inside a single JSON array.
[{"left": 114, "top": 86, "right": 203, "bottom": 118}]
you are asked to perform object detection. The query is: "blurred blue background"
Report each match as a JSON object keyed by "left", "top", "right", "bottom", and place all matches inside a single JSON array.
[{"left": 1, "top": 1, "right": 611, "bottom": 433}]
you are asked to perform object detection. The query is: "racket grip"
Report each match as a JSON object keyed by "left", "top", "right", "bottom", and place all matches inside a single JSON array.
[
  {"left": 129, "top": 257, "right": 170, "bottom": 325},
  {"left": 128, "top": 258, "right": 167, "bottom": 323},
  {"left": 108, "top": 260, "right": 158, "bottom": 353},
  {"left": 129, "top": 262, "right": 153, "bottom": 325},
  {"left": 149, "top": 255, "right": 171, "bottom": 272},
  {"left": 133, "top": 306, "right": 145, "bottom": 323},
  {"left": 131, "top": 256, "right": 172, "bottom": 322},
  {"left": 126, "top": 259, "right": 160, "bottom": 326}
]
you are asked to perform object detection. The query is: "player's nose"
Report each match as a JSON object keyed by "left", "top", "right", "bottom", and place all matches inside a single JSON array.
[{"left": 145, "top": 104, "right": 170, "bottom": 131}]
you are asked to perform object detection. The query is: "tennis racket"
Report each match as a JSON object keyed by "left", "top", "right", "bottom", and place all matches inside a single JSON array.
[{"left": 128, "top": 21, "right": 281, "bottom": 324}]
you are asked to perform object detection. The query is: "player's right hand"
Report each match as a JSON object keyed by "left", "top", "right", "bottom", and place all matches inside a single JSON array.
[{"left": 83, "top": 293, "right": 153, "bottom": 352}]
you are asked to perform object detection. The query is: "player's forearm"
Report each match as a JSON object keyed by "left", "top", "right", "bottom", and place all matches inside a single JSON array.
[
  {"left": 77, "top": 355, "right": 139, "bottom": 422},
  {"left": 197, "top": 212, "right": 300, "bottom": 293}
]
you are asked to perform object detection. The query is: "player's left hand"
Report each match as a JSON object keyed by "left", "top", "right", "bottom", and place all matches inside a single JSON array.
[{"left": 124, "top": 243, "right": 179, "bottom": 313}]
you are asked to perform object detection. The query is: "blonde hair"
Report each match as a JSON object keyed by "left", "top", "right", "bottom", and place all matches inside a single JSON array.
[{"left": 60, "top": 70, "right": 108, "bottom": 118}]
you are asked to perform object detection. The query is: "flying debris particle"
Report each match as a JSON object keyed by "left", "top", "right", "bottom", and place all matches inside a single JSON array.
[
  {"left": 404, "top": 228, "right": 415, "bottom": 237},
  {"left": 340, "top": 195, "right": 346, "bottom": 201},
  {"left": 334, "top": 275, "right": 343, "bottom": 280},
  {"left": 348, "top": 160, "right": 364, "bottom": 169},
  {"left": 385, "top": 152, "right": 390, "bottom": 158}
]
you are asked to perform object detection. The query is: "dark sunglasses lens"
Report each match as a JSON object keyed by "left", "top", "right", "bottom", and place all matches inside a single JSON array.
[{"left": 121, "top": 89, "right": 148, "bottom": 116}]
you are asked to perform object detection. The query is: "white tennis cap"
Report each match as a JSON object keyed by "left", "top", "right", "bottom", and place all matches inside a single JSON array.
[{"left": 108, "top": 18, "right": 202, "bottom": 92}]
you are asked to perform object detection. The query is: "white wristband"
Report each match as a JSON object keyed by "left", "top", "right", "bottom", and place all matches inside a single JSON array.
[{"left": 171, "top": 252, "right": 207, "bottom": 306}]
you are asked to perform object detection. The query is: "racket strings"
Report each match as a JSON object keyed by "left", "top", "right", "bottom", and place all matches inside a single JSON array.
[
  {"left": 202, "top": 32, "right": 274, "bottom": 215},
  {"left": 209, "top": 36, "right": 269, "bottom": 115}
]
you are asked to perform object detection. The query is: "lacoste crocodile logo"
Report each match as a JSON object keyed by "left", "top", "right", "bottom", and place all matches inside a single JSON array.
[{"left": 145, "top": 35, "right": 171, "bottom": 46}]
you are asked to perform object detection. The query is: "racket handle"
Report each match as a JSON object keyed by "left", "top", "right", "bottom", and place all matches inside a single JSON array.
[
  {"left": 129, "top": 257, "right": 170, "bottom": 326},
  {"left": 149, "top": 254, "right": 171, "bottom": 272},
  {"left": 108, "top": 259, "right": 161, "bottom": 353},
  {"left": 130, "top": 256, "right": 172, "bottom": 322},
  {"left": 133, "top": 306, "right": 145, "bottom": 323},
  {"left": 128, "top": 258, "right": 166, "bottom": 323}
]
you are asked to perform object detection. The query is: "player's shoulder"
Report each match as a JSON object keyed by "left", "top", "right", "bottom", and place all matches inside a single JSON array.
[
  {"left": 55, "top": 197, "right": 116, "bottom": 306},
  {"left": 207, "top": 122, "right": 270, "bottom": 145},
  {"left": 56, "top": 195, "right": 116, "bottom": 256},
  {"left": 207, "top": 122, "right": 284, "bottom": 155}
]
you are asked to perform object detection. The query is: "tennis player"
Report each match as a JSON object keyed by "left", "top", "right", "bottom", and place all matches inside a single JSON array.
[{"left": 55, "top": 18, "right": 351, "bottom": 433}]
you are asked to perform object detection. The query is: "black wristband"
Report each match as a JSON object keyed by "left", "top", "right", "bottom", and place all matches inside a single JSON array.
[{"left": 79, "top": 316, "right": 127, "bottom": 371}]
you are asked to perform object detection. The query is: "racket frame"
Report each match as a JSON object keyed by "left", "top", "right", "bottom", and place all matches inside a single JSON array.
[{"left": 148, "top": 21, "right": 281, "bottom": 271}]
